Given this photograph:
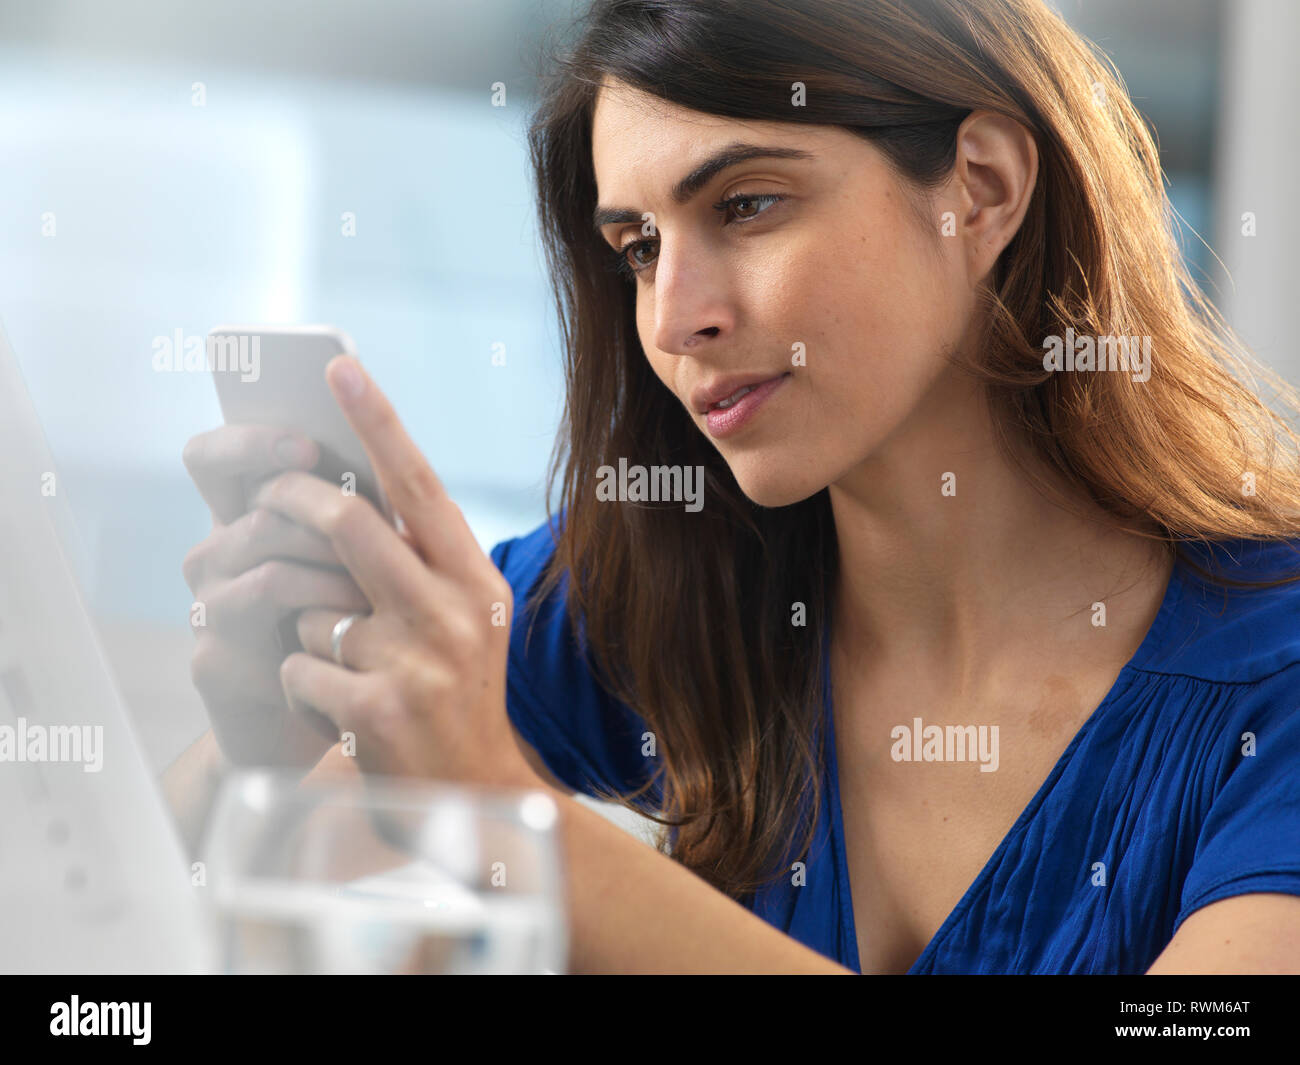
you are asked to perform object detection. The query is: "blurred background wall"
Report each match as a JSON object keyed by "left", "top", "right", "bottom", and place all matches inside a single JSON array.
[{"left": 0, "top": 0, "right": 1293, "bottom": 789}]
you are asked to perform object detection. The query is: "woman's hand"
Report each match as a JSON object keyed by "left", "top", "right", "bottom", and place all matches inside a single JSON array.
[
  {"left": 249, "top": 355, "right": 540, "bottom": 791},
  {"left": 181, "top": 424, "right": 372, "bottom": 773}
]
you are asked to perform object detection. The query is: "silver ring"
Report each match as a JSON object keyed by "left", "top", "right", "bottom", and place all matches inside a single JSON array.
[{"left": 330, "top": 613, "right": 364, "bottom": 668}]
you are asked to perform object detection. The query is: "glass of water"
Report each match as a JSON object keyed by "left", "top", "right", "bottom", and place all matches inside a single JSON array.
[{"left": 201, "top": 768, "right": 567, "bottom": 974}]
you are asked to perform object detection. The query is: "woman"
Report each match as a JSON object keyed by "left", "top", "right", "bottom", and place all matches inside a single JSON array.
[{"left": 168, "top": 0, "right": 1300, "bottom": 973}]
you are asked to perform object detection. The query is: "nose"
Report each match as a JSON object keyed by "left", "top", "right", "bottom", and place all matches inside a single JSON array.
[
  {"left": 681, "top": 327, "right": 720, "bottom": 350},
  {"left": 648, "top": 237, "right": 735, "bottom": 356}
]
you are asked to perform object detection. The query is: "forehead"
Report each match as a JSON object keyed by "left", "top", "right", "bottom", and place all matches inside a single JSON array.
[
  {"left": 591, "top": 78, "right": 829, "bottom": 191},
  {"left": 592, "top": 79, "right": 737, "bottom": 145}
]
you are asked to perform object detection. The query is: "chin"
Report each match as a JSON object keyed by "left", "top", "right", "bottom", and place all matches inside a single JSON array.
[{"left": 727, "top": 463, "right": 828, "bottom": 509}]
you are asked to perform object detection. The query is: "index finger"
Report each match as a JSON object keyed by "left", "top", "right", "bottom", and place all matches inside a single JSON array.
[{"left": 324, "top": 355, "right": 480, "bottom": 571}]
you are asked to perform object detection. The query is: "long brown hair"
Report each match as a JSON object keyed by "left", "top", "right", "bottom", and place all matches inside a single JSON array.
[{"left": 524, "top": 0, "right": 1300, "bottom": 901}]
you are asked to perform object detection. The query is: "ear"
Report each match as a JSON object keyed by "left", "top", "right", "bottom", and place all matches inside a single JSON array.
[{"left": 947, "top": 110, "right": 1038, "bottom": 286}]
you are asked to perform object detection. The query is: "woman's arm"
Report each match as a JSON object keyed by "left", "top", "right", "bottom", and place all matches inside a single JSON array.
[
  {"left": 1146, "top": 894, "right": 1300, "bottom": 974},
  {"left": 547, "top": 783, "right": 852, "bottom": 974},
  {"left": 159, "top": 728, "right": 230, "bottom": 858}
]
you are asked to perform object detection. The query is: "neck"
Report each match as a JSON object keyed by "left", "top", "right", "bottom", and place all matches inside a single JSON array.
[{"left": 828, "top": 369, "right": 1171, "bottom": 694}]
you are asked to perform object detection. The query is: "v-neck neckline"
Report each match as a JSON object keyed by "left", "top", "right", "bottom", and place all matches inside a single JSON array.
[{"left": 821, "top": 552, "right": 1186, "bottom": 975}]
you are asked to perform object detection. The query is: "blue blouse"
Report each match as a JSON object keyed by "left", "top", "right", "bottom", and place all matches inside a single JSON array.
[{"left": 490, "top": 518, "right": 1300, "bottom": 974}]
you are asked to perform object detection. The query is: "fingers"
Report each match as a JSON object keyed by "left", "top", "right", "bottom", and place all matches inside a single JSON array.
[
  {"left": 183, "top": 505, "right": 344, "bottom": 592},
  {"left": 191, "top": 636, "right": 337, "bottom": 763},
  {"left": 190, "top": 635, "right": 289, "bottom": 707},
  {"left": 249, "top": 470, "right": 447, "bottom": 613},
  {"left": 201, "top": 558, "right": 371, "bottom": 648},
  {"left": 323, "top": 356, "right": 481, "bottom": 571},
  {"left": 296, "top": 608, "right": 386, "bottom": 672},
  {"left": 292, "top": 608, "right": 427, "bottom": 676},
  {"left": 182, "top": 424, "right": 320, "bottom": 525},
  {"left": 279, "top": 651, "right": 370, "bottom": 740}
]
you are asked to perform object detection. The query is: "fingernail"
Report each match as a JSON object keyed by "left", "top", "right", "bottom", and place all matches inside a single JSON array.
[
  {"left": 334, "top": 360, "right": 365, "bottom": 401},
  {"left": 274, "top": 435, "right": 315, "bottom": 467}
]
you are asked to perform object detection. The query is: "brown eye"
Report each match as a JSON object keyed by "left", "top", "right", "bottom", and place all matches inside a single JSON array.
[
  {"left": 627, "top": 241, "right": 656, "bottom": 267},
  {"left": 608, "top": 238, "right": 658, "bottom": 279},
  {"left": 713, "top": 192, "right": 783, "bottom": 223},
  {"left": 608, "top": 192, "right": 785, "bottom": 283}
]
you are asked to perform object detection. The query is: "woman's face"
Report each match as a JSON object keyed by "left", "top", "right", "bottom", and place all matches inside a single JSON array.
[{"left": 590, "top": 78, "right": 1015, "bottom": 508}]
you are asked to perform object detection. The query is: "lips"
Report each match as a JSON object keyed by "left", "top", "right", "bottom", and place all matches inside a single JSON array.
[
  {"left": 703, "top": 373, "right": 789, "bottom": 438},
  {"left": 712, "top": 383, "right": 760, "bottom": 409},
  {"left": 692, "top": 372, "right": 790, "bottom": 414}
]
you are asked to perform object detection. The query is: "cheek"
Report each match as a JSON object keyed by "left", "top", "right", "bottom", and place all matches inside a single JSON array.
[
  {"left": 806, "top": 225, "right": 964, "bottom": 409},
  {"left": 640, "top": 327, "right": 677, "bottom": 394},
  {"left": 647, "top": 358, "right": 677, "bottom": 405}
]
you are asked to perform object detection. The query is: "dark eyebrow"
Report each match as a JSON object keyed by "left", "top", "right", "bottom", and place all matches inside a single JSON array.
[{"left": 592, "top": 142, "right": 814, "bottom": 232}]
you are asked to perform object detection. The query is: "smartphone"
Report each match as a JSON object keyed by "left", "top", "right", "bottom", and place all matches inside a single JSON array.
[{"left": 207, "top": 324, "right": 394, "bottom": 523}]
